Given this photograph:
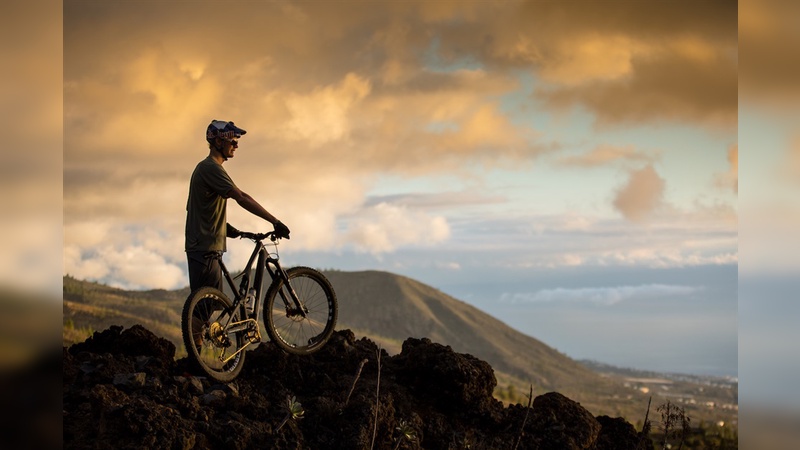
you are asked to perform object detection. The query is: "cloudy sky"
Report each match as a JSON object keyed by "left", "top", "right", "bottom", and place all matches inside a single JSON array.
[{"left": 61, "top": 1, "right": 743, "bottom": 376}]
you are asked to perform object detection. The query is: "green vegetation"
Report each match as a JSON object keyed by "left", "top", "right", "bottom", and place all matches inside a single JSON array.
[
  {"left": 63, "top": 318, "right": 94, "bottom": 345},
  {"left": 640, "top": 399, "right": 738, "bottom": 449},
  {"left": 63, "top": 275, "right": 188, "bottom": 350},
  {"left": 513, "top": 385, "right": 534, "bottom": 450},
  {"left": 393, "top": 419, "right": 416, "bottom": 450},
  {"left": 276, "top": 395, "right": 305, "bottom": 432}
]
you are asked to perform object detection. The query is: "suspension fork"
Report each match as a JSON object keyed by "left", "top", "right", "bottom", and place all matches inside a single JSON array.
[{"left": 267, "top": 262, "right": 308, "bottom": 318}]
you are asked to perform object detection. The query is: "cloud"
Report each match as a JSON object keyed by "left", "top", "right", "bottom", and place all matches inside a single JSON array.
[
  {"left": 344, "top": 203, "right": 450, "bottom": 254},
  {"left": 283, "top": 73, "right": 372, "bottom": 146},
  {"left": 536, "top": 47, "right": 737, "bottom": 129},
  {"left": 63, "top": 246, "right": 110, "bottom": 282},
  {"left": 64, "top": 244, "right": 185, "bottom": 291},
  {"left": 480, "top": 212, "right": 736, "bottom": 270},
  {"left": 500, "top": 284, "right": 700, "bottom": 306},
  {"left": 64, "top": 219, "right": 188, "bottom": 289},
  {"left": 536, "top": 35, "right": 645, "bottom": 86},
  {"left": 430, "top": 1, "right": 737, "bottom": 128},
  {"left": 365, "top": 189, "right": 506, "bottom": 211},
  {"left": 556, "top": 145, "right": 657, "bottom": 168},
  {"left": 613, "top": 165, "right": 665, "bottom": 222}
]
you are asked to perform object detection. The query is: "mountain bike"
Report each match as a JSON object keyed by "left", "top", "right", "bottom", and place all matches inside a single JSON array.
[{"left": 181, "top": 231, "right": 338, "bottom": 382}]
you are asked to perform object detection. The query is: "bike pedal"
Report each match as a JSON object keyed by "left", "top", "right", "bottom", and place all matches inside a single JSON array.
[{"left": 246, "top": 331, "right": 261, "bottom": 343}]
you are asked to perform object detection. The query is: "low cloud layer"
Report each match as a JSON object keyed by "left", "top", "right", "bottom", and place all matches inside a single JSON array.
[{"left": 500, "top": 284, "right": 700, "bottom": 306}]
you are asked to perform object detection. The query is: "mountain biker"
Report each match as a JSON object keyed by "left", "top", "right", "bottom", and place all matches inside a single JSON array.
[{"left": 185, "top": 119, "right": 291, "bottom": 293}]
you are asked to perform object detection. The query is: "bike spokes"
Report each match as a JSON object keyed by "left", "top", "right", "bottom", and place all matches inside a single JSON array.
[
  {"left": 181, "top": 287, "right": 247, "bottom": 382},
  {"left": 265, "top": 267, "right": 337, "bottom": 355}
]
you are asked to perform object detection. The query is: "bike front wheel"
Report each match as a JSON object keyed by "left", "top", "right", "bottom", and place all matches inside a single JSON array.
[
  {"left": 264, "top": 266, "right": 338, "bottom": 355},
  {"left": 181, "top": 287, "right": 247, "bottom": 382}
]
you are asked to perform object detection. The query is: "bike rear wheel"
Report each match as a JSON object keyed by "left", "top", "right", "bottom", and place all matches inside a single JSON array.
[
  {"left": 181, "top": 287, "right": 247, "bottom": 382},
  {"left": 264, "top": 266, "right": 338, "bottom": 355}
]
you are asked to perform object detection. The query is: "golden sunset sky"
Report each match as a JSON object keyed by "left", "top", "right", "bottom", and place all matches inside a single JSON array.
[
  {"left": 63, "top": 1, "right": 739, "bottom": 289},
  {"left": 1, "top": 1, "right": 800, "bottom": 437}
]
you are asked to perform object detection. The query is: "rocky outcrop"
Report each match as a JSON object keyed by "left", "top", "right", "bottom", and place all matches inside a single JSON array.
[{"left": 63, "top": 325, "right": 652, "bottom": 449}]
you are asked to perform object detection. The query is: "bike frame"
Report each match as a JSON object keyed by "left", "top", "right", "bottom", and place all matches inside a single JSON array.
[{"left": 215, "top": 233, "right": 307, "bottom": 362}]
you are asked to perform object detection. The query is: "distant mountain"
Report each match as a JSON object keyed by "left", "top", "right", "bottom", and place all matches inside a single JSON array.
[{"left": 326, "top": 270, "right": 605, "bottom": 392}]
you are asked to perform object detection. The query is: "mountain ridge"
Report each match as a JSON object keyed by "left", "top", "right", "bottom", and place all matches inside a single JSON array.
[{"left": 325, "top": 270, "right": 602, "bottom": 392}]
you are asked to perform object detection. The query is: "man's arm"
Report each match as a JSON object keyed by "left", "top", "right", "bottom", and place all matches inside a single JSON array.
[{"left": 227, "top": 187, "right": 278, "bottom": 225}]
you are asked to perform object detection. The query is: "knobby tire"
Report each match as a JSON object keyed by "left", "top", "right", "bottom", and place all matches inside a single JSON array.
[{"left": 181, "top": 287, "right": 246, "bottom": 383}]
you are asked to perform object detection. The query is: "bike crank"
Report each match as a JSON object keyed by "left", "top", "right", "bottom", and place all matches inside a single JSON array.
[{"left": 218, "top": 318, "right": 262, "bottom": 364}]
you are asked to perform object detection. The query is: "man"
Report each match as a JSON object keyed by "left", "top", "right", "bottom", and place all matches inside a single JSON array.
[{"left": 185, "top": 119, "right": 290, "bottom": 292}]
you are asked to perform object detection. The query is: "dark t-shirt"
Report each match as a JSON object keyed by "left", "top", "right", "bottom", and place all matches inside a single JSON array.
[{"left": 185, "top": 157, "right": 237, "bottom": 252}]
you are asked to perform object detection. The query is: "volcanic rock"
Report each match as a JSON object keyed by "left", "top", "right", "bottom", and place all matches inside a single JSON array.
[{"left": 63, "top": 325, "right": 651, "bottom": 449}]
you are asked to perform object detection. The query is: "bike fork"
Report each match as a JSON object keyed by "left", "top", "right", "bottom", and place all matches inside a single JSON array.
[{"left": 269, "top": 265, "right": 308, "bottom": 319}]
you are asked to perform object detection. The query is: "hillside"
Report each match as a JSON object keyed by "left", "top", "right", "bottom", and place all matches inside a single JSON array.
[
  {"left": 62, "top": 272, "right": 736, "bottom": 424},
  {"left": 326, "top": 271, "right": 618, "bottom": 399},
  {"left": 63, "top": 275, "right": 189, "bottom": 346},
  {"left": 63, "top": 272, "right": 619, "bottom": 405}
]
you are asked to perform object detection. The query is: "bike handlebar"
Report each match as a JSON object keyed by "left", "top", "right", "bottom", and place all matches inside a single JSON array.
[{"left": 238, "top": 230, "right": 283, "bottom": 242}]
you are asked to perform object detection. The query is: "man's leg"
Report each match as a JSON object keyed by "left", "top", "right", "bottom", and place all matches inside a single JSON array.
[
  {"left": 187, "top": 251, "right": 224, "bottom": 292},
  {"left": 186, "top": 252, "right": 224, "bottom": 349}
]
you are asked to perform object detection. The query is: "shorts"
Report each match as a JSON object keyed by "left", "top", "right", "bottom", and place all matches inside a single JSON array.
[{"left": 187, "top": 251, "right": 224, "bottom": 292}]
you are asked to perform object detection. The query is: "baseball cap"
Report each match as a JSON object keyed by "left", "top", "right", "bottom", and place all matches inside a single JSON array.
[{"left": 206, "top": 120, "right": 247, "bottom": 141}]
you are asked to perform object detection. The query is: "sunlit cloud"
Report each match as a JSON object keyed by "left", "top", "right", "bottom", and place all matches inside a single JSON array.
[
  {"left": 63, "top": 1, "right": 736, "bottom": 290},
  {"left": 344, "top": 203, "right": 450, "bottom": 254},
  {"left": 477, "top": 2, "right": 737, "bottom": 128},
  {"left": 537, "top": 35, "right": 646, "bottom": 85},
  {"left": 556, "top": 144, "right": 657, "bottom": 168},
  {"left": 365, "top": 190, "right": 506, "bottom": 210},
  {"left": 612, "top": 164, "right": 666, "bottom": 222},
  {"left": 283, "top": 73, "right": 372, "bottom": 146},
  {"left": 536, "top": 48, "right": 737, "bottom": 129},
  {"left": 64, "top": 244, "right": 185, "bottom": 291},
  {"left": 64, "top": 220, "right": 187, "bottom": 289}
]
